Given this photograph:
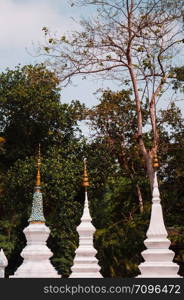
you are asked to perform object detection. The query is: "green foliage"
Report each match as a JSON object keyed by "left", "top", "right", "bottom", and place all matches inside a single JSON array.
[
  {"left": 0, "top": 64, "right": 86, "bottom": 277},
  {"left": 88, "top": 169, "right": 151, "bottom": 277},
  {"left": 2, "top": 142, "right": 85, "bottom": 276},
  {"left": 170, "top": 66, "right": 184, "bottom": 93},
  {"left": 86, "top": 89, "right": 184, "bottom": 276},
  {"left": 0, "top": 64, "right": 184, "bottom": 277},
  {"left": 0, "top": 64, "right": 83, "bottom": 165},
  {"left": 95, "top": 215, "right": 149, "bottom": 277}
]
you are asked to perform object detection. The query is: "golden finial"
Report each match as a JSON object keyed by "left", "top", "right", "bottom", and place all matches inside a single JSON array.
[
  {"left": 0, "top": 137, "right": 6, "bottom": 144},
  {"left": 36, "top": 144, "right": 41, "bottom": 188},
  {"left": 82, "top": 158, "right": 90, "bottom": 187},
  {"left": 152, "top": 151, "right": 159, "bottom": 169}
]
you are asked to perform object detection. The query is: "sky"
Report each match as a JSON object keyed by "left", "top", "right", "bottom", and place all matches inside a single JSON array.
[
  {"left": 0, "top": 0, "right": 183, "bottom": 128},
  {"left": 0, "top": 0, "right": 69, "bottom": 67},
  {"left": 0, "top": 0, "right": 117, "bottom": 110}
]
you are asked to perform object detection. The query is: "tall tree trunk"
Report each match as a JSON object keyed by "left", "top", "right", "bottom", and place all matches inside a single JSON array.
[
  {"left": 119, "top": 146, "right": 144, "bottom": 213},
  {"left": 126, "top": 2, "right": 155, "bottom": 190},
  {"left": 128, "top": 65, "right": 154, "bottom": 189}
]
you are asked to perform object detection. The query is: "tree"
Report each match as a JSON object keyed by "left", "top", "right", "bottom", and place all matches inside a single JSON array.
[
  {"left": 0, "top": 64, "right": 83, "bottom": 166},
  {"left": 83, "top": 139, "right": 151, "bottom": 277},
  {"left": 0, "top": 64, "right": 86, "bottom": 276},
  {"left": 40, "top": 0, "right": 184, "bottom": 188},
  {"left": 85, "top": 88, "right": 184, "bottom": 214},
  {"left": 0, "top": 64, "right": 123, "bottom": 277},
  {"left": 1, "top": 63, "right": 184, "bottom": 277},
  {"left": 86, "top": 89, "right": 149, "bottom": 212},
  {"left": 87, "top": 97, "right": 184, "bottom": 277},
  {"left": 2, "top": 142, "right": 85, "bottom": 277}
]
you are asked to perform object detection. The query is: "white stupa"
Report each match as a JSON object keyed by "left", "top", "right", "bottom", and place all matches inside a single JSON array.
[
  {"left": 11, "top": 146, "right": 60, "bottom": 278},
  {"left": 138, "top": 156, "right": 180, "bottom": 277},
  {"left": 70, "top": 159, "right": 102, "bottom": 278},
  {"left": 0, "top": 249, "right": 8, "bottom": 278}
]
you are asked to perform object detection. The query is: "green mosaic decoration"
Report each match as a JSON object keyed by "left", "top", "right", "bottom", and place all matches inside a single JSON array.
[{"left": 28, "top": 190, "right": 45, "bottom": 223}]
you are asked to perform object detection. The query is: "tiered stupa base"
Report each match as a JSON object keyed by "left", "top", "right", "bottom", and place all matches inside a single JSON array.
[
  {"left": 10, "top": 223, "right": 60, "bottom": 278},
  {"left": 70, "top": 246, "right": 102, "bottom": 278},
  {"left": 138, "top": 248, "right": 180, "bottom": 278}
]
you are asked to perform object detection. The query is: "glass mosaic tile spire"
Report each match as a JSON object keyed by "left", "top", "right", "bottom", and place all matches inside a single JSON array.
[{"left": 28, "top": 145, "right": 45, "bottom": 223}]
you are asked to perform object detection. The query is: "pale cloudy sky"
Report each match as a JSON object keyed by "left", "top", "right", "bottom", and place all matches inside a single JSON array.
[
  {"left": 0, "top": 0, "right": 114, "bottom": 109},
  {"left": 0, "top": 0, "right": 183, "bottom": 115},
  {"left": 0, "top": 0, "right": 68, "bottom": 67}
]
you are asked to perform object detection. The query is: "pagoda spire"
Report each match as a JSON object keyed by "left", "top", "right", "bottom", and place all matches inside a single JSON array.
[
  {"left": 70, "top": 158, "right": 102, "bottom": 278},
  {"left": 28, "top": 144, "right": 45, "bottom": 223},
  {"left": 35, "top": 143, "right": 41, "bottom": 189},
  {"left": 11, "top": 145, "right": 60, "bottom": 278},
  {"left": 137, "top": 153, "right": 180, "bottom": 277},
  {"left": 81, "top": 158, "right": 92, "bottom": 223}
]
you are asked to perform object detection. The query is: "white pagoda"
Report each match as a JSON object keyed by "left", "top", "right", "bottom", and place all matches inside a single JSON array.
[
  {"left": 138, "top": 155, "right": 181, "bottom": 277},
  {"left": 0, "top": 249, "right": 8, "bottom": 278},
  {"left": 70, "top": 159, "right": 102, "bottom": 278},
  {"left": 11, "top": 146, "right": 60, "bottom": 278}
]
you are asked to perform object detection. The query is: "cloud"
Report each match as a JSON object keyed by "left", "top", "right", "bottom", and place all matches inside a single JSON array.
[
  {"left": 0, "top": 0, "right": 107, "bottom": 111},
  {"left": 0, "top": 0, "right": 77, "bottom": 69},
  {"left": 0, "top": 0, "right": 73, "bottom": 48}
]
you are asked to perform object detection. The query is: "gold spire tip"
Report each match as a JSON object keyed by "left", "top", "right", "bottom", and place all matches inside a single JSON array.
[
  {"left": 0, "top": 137, "right": 6, "bottom": 144},
  {"left": 152, "top": 152, "right": 159, "bottom": 169},
  {"left": 82, "top": 158, "right": 90, "bottom": 187},
  {"left": 36, "top": 144, "right": 41, "bottom": 187}
]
